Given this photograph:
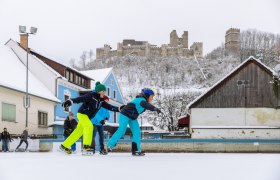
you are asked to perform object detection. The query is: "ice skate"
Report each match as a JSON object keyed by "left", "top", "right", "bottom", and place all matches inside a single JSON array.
[
  {"left": 82, "top": 145, "right": 95, "bottom": 156},
  {"left": 132, "top": 150, "right": 145, "bottom": 156},
  {"left": 106, "top": 146, "right": 113, "bottom": 153},
  {"left": 58, "top": 144, "right": 72, "bottom": 155},
  {"left": 99, "top": 149, "right": 108, "bottom": 155}
]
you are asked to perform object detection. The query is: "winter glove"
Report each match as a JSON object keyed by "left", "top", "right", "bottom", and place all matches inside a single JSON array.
[
  {"left": 155, "top": 108, "right": 162, "bottom": 114},
  {"left": 105, "top": 117, "right": 108, "bottom": 120},
  {"left": 119, "top": 105, "right": 125, "bottom": 111},
  {"left": 62, "top": 99, "right": 72, "bottom": 108},
  {"left": 65, "top": 130, "right": 71, "bottom": 135},
  {"left": 100, "top": 120, "right": 105, "bottom": 125}
]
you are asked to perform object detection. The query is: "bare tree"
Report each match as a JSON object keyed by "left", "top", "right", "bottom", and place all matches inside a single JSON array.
[{"left": 79, "top": 51, "right": 88, "bottom": 70}]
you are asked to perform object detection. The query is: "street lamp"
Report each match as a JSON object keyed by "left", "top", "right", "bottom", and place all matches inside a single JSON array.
[{"left": 19, "top": 25, "right": 38, "bottom": 127}]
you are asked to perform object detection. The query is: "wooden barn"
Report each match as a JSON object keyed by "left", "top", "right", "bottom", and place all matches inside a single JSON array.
[{"left": 187, "top": 56, "right": 280, "bottom": 139}]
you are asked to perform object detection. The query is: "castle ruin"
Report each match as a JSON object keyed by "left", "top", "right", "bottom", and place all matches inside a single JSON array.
[
  {"left": 96, "top": 30, "right": 203, "bottom": 59},
  {"left": 225, "top": 28, "right": 240, "bottom": 56}
]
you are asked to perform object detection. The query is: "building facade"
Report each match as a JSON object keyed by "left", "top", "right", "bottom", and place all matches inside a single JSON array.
[
  {"left": 80, "top": 68, "right": 125, "bottom": 123},
  {"left": 6, "top": 37, "right": 92, "bottom": 138},
  {"left": 0, "top": 45, "right": 59, "bottom": 135},
  {"left": 188, "top": 56, "right": 280, "bottom": 139}
]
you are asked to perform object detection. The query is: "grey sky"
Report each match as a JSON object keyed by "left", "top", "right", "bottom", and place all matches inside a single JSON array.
[{"left": 0, "top": 0, "right": 279, "bottom": 64}]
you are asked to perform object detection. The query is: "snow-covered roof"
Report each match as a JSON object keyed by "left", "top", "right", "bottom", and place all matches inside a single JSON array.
[
  {"left": 48, "top": 121, "right": 64, "bottom": 127},
  {"left": 0, "top": 45, "right": 60, "bottom": 103},
  {"left": 80, "top": 67, "right": 112, "bottom": 84},
  {"left": 187, "top": 56, "right": 275, "bottom": 109}
]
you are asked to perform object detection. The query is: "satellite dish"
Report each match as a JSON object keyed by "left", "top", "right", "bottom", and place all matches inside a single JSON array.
[{"left": 274, "top": 64, "right": 280, "bottom": 75}]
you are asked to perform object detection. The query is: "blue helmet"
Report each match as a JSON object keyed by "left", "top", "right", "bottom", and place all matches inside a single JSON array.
[{"left": 141, "top": 88, "right": 156, "bottom": 96}]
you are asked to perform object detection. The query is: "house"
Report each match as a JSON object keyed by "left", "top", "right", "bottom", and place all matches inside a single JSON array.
[
  {"left": 187, "top": 56, "right": 280, "bottom": 139},
  {"left": 80, "top": 68, "right": 125, "bottom": 123},
  {"left": 0, "top": 45, "right": 60, "bottom": 135},
  {"left": 5, "top": 36, "right": 93, "bottom": 138}
]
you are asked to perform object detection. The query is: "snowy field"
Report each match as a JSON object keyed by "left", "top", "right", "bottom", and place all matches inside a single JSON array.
[{"left": 0, "top": 151, "right": 280, "bottom": 180}]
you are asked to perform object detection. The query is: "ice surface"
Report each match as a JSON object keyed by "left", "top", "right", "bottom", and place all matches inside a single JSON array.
[{"left": 0, "top": 149, "right": 279, "bottom": 180}]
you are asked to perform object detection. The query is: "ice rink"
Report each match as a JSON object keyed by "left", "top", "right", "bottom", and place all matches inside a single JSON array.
[{"left": 0, "top": 150, "right": 279, "bottom": 180}]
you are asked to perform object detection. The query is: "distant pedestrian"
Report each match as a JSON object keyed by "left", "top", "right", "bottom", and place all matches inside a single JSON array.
[
  {"left": 63, "top": 112, "right": 77, "bottom": 152},
  {"left": 0, "top": 128, "right": 12, "bottom": 152},
  {"left": 15, "top": 129, "right": 29, "bottom": 152}
]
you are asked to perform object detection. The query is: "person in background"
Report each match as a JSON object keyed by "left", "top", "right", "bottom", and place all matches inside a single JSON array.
[
  {"left": 15, "top": 129, "right": 29, "bottom": 152},
  {"left": 63, "top": 112, "right": 77, "bottom": 152},
  {"left": 91, "top": 95, "right": 110, "bottom": 155},
  {"left": 0, "top": 128, "right": 12, "bottom": 152}
]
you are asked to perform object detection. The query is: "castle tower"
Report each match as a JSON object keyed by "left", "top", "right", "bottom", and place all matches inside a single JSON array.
[
  {"left": 225, "top": 28, "right": 240, "bottom": 56},
  {"left": 170, "top": 30, "right": 179, "bottom": 47},
  {"left": 190, "top": 42, "right": 203, "bottom": 57},
  {"left": 182, "top": 31, "right": 188, "bottom": 48}
]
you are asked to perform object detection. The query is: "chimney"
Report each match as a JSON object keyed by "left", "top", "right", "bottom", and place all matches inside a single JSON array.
[{"left": 20, "top": 34, "right": 28, "bottom": 50}]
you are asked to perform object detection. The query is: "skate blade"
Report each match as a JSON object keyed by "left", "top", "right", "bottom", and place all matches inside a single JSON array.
[
  {"left": 132, "top": 154, "right": 145, "bottom": 156},
  {"left": 57, "top": 148, "right": 71, "bottom": 155},
  {"left": 82, "top": 152, "right": 94, "bottom": 156}
]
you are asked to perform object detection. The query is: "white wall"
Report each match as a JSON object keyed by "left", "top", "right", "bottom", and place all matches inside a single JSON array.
[
  {"left": 190, "top": 108, "right": 280, "bottom": 127},
  {"left": 0, "top": 87, "right": 55, "bottom": 134},
  {"left": 190, "top": 108, "right": 280, "bottom": 139}
]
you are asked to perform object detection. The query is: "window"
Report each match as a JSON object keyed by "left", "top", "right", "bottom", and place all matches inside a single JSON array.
[
  {"left": 38, "top": 111, "right": 48, "bottom": 127},
  {"left": 75, "top": 75, "right": 79, "bottom": 84},
  {"left": 107, "top": 87, "right": 110, "bottom": 96},
  {"left": 2, "top": 102, "right": 16, "bottom": 122},
  {"left": 69, "top": 72, "right": 74, "bottom": 82},
  {"left": 113, "top": 90, "right": 116, "bottom": 99},
  {"left": 110, "top": 79, "right": 114, "bottom": 85},
  {"left": 65, "top": 70, "right": 70, "bottom": 80},
  {"left": 78, "top": 76, "right": 82, "bottom": 85},
  {"left": 64, "top": 95, "right": 70, "bottom": 112},
  {"left": 81, "top": 78, "right": 85, "bottom": 87},
  {"left": 114, "top": 112, "right": 117, "bottom": 123}
]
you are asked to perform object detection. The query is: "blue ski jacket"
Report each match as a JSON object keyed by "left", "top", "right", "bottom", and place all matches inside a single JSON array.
[{"left": 91, "top": 107, "right": 110, "bottom": 125}]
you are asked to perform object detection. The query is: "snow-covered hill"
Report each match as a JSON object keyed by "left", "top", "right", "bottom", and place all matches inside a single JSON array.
[{"left": 71, "top": 55, "right": 241, "bottom": 130}]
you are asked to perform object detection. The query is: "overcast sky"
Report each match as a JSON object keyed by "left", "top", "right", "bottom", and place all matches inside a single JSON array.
[{"left": 0, "top": 0, "right": 279, "bottom": 65}]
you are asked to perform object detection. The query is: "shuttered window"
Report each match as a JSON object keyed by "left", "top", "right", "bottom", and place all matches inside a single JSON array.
[{"left": 2, "top": 102, "right": 16, "bottom": 122}]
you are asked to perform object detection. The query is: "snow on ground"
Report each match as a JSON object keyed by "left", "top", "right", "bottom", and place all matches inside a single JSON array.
[{"left": 0, "top": 150, "right": 279, "bottom": 180}]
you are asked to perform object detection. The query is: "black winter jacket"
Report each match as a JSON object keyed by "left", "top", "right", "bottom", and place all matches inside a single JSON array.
[
  {"left": 71, "top": 91, "right": 119, "bottom": 119},
  {"left": 121, "top": 96, "right": 158, "bottom": 120},
  {"left": 63, "top": 117, "right": 77, "bottom": 136},
  {"left": 0, "top": 131, "right": 11, "bottom": 142}
]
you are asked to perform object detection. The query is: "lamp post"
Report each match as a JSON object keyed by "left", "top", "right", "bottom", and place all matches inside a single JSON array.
[{"left": 19, "top": 25, "right": 38, "bottom": 127}]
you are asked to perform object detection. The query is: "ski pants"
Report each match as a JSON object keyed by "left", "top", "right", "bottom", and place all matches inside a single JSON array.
[
  {"left": 1, "top": 139, "right": 9, "bottom": 152},
  {"left": 62, "top": 113, "right": 93, "bottom": 149},
  {"left": 16, "top": 140, "right": 28, "bottom": 150},
  {"left": 64, "top": 136, "right": 76, "bottom": 151},
  {"left": 91, "top": 125, "right": 105, "bottom": 150},
  {"left": 107, "top": 114, "right": 141, "bottom": 151}
]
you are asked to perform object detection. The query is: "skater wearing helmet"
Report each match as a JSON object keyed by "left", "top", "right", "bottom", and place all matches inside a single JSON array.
[
  {"left": 107, "top": 88, "right": 161, "bottom": 156},
  {"left": 60, "top": 82, "right": 121, "bottom": 155}
]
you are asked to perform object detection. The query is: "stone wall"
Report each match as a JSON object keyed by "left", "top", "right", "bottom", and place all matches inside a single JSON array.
[{"left": 96, "top": 30, "right": 203, "bottom": 59}]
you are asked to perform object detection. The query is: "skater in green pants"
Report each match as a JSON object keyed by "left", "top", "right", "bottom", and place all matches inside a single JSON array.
[{"left": 59, "top": 82, "right": 121, "bottom": 155}]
